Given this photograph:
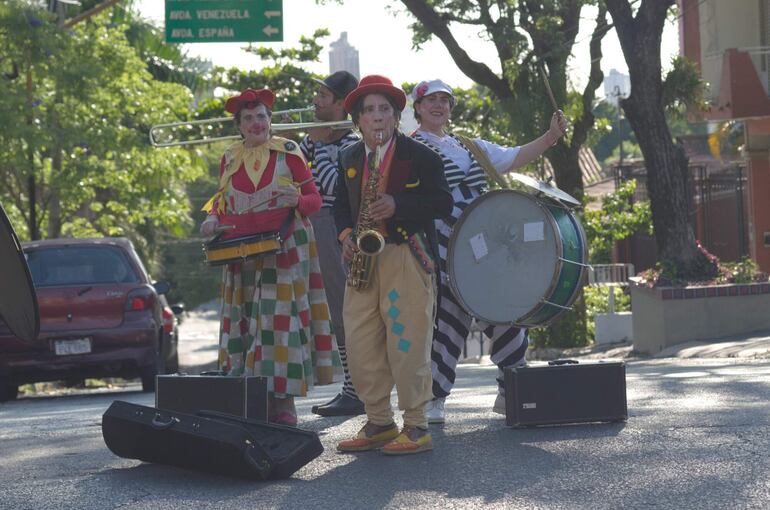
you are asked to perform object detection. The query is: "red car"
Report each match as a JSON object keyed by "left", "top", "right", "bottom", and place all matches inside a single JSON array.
[{"left": 0, "top": 237, "right": 178, "bottom": 401}]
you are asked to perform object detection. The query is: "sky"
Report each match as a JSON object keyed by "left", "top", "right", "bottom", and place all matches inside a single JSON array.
[{"left": 134, "top": 1, "right": 680, "bottom": 98}]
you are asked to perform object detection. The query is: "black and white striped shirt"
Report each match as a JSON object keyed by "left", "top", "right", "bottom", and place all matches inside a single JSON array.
[{"left": 300, "top": 131, "right": 360, "bottom": 209}]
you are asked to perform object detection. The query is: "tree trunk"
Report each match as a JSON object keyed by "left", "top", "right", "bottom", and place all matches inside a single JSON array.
[{"left": 622, "top": 91, "right": 697, "bottom": 267}]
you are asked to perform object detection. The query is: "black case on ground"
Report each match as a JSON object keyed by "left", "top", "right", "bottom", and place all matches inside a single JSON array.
[
  {"left": 504, "top": 359, "right": 628, "bottom": 427},
  {"left": 155, "top": 373, "right": 268, "bottom": 422},
  {"left": 102, "top": 400, "right": 273, "bottom": 479},
  {"left": 102, "top": 401, "right": 323, "bottom": 479},
  {"left": 198, "top": 410, "right": 324, "bottom": 479}
]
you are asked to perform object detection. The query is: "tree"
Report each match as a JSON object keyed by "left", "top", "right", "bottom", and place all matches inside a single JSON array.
[
  {"left": 0, "top": 1, "right": 206, "bottom": 255},
  {"left": 604, "top": 0, "right": 718, "bottom": 280},
  {"left": 395, "top": 0, "right": 611, "bottom": 201}
]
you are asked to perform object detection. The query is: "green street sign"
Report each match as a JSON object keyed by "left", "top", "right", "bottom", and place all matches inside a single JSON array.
[{"left": 165, "top": 0, "right": 283, "bottom": 43}]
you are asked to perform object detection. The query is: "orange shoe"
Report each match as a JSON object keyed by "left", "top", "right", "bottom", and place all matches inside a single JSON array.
[
  {"left": 382, "top": 425, "right": 433, "bottom": 456},
  {"left": 337, "top": 422, "right": 399, "bottom": 452}
]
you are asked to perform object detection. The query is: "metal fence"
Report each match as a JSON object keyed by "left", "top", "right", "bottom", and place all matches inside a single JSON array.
[{"left": 612, "top": 161, "right": 749, "bottom": 269}]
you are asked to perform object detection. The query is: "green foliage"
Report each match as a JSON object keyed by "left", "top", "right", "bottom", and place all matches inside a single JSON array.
[
  {"left": 582, "top": 180, "right": 652, "bottom": 263},
  {"left": 0, "top": 1, "right": 207, "bottom": 272},
  {"left": 528, "top": 292, "right": 588, "bottom": 349},
  {"left": 663, "top": 56, "right": 706, "bottom": 114},
  {"left": 718, "top": 257, "right": 766, "bottom": 284}
]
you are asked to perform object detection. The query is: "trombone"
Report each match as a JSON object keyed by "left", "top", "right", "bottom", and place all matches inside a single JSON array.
[{"left": 149, "top": 106, "right": 354, "bottom": 148}]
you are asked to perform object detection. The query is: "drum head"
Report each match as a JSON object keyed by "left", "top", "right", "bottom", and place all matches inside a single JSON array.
[
  {"left": 447, "top": 190, "right": 560, "bottom": 325},
  {"left": 0, "top": 204, "right": 39, "bottom": 341}
]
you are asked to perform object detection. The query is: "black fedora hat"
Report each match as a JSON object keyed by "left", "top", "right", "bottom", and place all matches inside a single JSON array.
[{"left": 312, "top": 71, "right": 359, "bottom": 100}]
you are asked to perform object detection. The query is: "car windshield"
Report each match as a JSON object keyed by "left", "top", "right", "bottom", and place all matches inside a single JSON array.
[{"left": 25, "top": 246, "right": 140, "bottom": 287}]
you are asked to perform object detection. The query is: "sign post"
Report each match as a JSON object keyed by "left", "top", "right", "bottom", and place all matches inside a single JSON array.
[{"left": 165, "top": 0, "right": 283, "bottom": 43}]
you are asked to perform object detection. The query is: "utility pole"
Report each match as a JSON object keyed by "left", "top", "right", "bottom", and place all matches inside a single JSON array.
[{"left": 612, "top": 85, "right": 625, "bottom": 167}]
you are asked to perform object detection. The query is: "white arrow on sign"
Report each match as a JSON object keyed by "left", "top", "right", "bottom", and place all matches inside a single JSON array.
[
  {"left": 263, "top": 25, "right": 279, "bottom": 36},
  {"left": 264, "top": 10, "right": 281, "bottom": 18}
]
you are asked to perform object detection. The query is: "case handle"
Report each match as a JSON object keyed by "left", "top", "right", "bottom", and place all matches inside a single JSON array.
[
  {"left": 548, "top": 359, "right": 579, "bottom": 366},
  {"left": 151, "top": 413, "right": 178, "bottom": 430}
]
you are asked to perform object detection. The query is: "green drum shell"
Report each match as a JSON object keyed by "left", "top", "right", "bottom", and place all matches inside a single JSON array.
[{"left": 515, "top": 201, "right": 587, "bottom": 327}]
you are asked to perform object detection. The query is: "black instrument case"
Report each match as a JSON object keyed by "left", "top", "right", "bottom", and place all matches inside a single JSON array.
[
  {"left": 504, "top": 359, "right": 628, "bottom": 427},
  {"left": 102, "top": 400, "right": 322, "bottom": 479}
]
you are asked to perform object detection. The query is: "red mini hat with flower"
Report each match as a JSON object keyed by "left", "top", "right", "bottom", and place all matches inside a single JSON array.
[
  {"left": 343, "top": 75, "right": 407, "bottom": 114},
  {"left": 224, "top": 88, "right": 276, "bottom": 114}
]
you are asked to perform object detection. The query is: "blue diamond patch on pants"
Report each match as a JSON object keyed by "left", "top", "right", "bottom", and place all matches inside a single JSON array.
[
  {"left": 391, "top": 322, "right": 405, "bottom": 336},
  {"left": 398, "top": 339, "right": 411, "bottom": 353}
]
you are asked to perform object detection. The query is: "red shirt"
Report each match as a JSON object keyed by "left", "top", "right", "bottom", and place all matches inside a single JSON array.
[{"left": 218, "top": 151, "right": 321, "bottom": 239}]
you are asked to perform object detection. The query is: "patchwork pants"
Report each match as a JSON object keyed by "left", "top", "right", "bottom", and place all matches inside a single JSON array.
[{"left": 343, "top": 243, "right": 435, "bottom": 429}]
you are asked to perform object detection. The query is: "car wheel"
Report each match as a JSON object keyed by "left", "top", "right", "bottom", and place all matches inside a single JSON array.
[
  {"left": 166, "top": 350, "right": 179, "bottom": 374},
  {"left": 0, "top": 383, "right": 19, "bottom": 402},
  {"left": 140, "top": 365, "right": 157, "bottom": 392}
]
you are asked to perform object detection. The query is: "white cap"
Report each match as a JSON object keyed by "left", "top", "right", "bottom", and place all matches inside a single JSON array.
[{"left": 411, "top": 79, "right": 455, "bottom": 106}]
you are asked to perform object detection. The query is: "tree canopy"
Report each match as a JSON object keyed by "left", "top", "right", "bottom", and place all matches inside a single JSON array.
[{"left": 0, "top": 0, "right": 207, "bottom": 251}]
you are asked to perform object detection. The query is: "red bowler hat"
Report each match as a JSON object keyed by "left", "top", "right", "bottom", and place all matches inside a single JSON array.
[
  {"left": 343, "top": 74, "right": 407, "bottom": 114},
  {"left": 224, "top": 88, "right": 276, "bottom": 114}
]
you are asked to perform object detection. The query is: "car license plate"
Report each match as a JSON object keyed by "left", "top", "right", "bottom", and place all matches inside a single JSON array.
[{"left": 54, "top": 338, "right": 92, "bottom": 356}]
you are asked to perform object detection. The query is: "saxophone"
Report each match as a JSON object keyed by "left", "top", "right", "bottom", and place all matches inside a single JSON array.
[{"left": 347, "top": 133, "right": 386, "bottom": 290}]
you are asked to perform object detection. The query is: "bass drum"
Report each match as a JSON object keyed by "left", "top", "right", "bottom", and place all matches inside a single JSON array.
[{"left": 447, "top": 189, "right": 587, "bottom": 327}]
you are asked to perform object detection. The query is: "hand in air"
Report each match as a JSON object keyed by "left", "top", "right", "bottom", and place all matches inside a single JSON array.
[
  {"left": 548, "top": 110, "right": 569, "bottom": 142},
  {"left": 368, "top": 193, "right": 396, "bottom": 221}
]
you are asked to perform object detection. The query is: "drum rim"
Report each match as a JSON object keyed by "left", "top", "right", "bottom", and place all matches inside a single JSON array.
[{"left": 446, "top": 189, "right": 564, "bottom": 326}]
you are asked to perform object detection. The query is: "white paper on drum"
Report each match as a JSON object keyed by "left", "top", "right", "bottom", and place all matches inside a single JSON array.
[
  {"left": 469, "top": 232, "right": 489, "bottom": 262},
  {"left": 523, "top": 222, "right": 545, "bottom": 242}
]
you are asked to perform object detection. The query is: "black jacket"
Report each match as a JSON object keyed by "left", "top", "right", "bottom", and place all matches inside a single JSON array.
[{"left": 333, "top": 131, "right": 452, "bottom": 264}]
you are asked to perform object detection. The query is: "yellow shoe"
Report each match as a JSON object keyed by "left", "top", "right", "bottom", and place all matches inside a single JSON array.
[
  {"left": 381, "top": 425, "right": 433, "bottom": 455},
  {"left": 337, "top": 422, "right": 399, "bottom": 452}
]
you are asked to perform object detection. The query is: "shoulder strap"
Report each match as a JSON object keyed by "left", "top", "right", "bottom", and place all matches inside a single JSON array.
[{"left": 453, "top": 134, "right": 509, "bottom": 189}]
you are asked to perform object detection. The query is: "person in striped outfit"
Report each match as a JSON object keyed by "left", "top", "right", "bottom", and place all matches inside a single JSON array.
[
  {"left": 409, "top": 79, "right": 568, "bottom": 423},
  {"left": 299, "top": 71, "right": 366, "bottom": 417}
]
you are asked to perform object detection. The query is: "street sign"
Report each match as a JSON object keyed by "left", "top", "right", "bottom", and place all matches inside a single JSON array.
[{"left": 165, "top": 0, "right": 283, "bottom": 43}]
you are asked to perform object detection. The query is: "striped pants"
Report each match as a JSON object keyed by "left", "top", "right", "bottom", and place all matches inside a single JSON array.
[
  {"left": 432, "top": 201, "right": 529, "bottom": 399},
  {"left": 309, "top": 208, "right": 358, "bottom": 399}
]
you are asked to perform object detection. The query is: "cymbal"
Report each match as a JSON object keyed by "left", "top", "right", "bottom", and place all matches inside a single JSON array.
[
  {"left": 507, "top": 172, "right": 581, "bottom": 207},
  {"left": 0, "top": 203, "right": 39, "bottom": 342}
]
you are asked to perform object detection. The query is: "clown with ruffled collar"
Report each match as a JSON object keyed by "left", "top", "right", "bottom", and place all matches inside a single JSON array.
[{"left": 200, "top": 88, "right": 341, "bottom": 427}]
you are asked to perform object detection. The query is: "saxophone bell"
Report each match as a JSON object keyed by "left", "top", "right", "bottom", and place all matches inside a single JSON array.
[{"left": 357, "top": 229, "right": 385, "bottom": 256}]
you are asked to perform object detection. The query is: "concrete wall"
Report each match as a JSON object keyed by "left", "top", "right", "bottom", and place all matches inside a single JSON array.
[
  {"left": 631, "top": 282, "right": 770, "bottom": 354},
  {"left": 699, "top": 0, "right": 764, "bottom": 103}
]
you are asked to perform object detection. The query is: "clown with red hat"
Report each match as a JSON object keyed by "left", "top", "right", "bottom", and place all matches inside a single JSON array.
[
  {"left": 201, "top": 88, "right": 342, "bottom": 427},
  {"left": 333, "top": 75, "right": 453, "bottom": 455}
]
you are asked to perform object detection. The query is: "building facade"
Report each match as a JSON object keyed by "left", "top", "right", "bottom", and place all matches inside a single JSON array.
[
  {"left": 329, "top": 32, "right": 360, "bottom": 78},
  {"left": 680, "top": 0, "right": 770, "bottom": 271}
]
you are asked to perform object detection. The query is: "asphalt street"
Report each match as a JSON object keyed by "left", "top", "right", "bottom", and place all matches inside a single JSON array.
[{"left": 1, "top": 357, "right": 769, "bottom": 510}]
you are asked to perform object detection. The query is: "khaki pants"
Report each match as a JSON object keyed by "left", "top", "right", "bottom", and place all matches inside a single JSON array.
[{"left": 343, "top": 243, "right": 435, "bottom": 429}]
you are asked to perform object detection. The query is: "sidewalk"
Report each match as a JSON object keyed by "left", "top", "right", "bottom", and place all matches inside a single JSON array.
[
  {"left": 529, "top": 331, "right": 770, "bottom": 361},
  {"left": 178, "top": 300, "right": 770, "bottom": 373}
]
